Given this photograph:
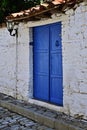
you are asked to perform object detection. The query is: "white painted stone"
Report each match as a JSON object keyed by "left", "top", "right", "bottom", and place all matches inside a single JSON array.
[
  {"left": 69, "top": 93, "right": 87, "bottom": 119},
  {"left": 65, "top": 9, "right": 74, "bottom": 15},
  {"left": 0, "top": 28, "right": 16, "bottom": 97},
  {"left": 75, "top": 5, "right": 82, "bottom": 14},
  {"left": 0, "top": 25, "right": 30, "bottom": 100},
  {"left": 16, "top": 26, "right": 29, "bottom": 100},
  {"left": 79, "top": 82, "right": 87, "bottom": 94}
]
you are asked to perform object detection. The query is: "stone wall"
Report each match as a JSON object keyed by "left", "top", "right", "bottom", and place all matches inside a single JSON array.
[
  {"left": 62, "top": 2, "right": 87, "bottom": 119},
  {"left": 16, "top": 24, "right": 30, "bottom": 100},
  {"left": 0, "top": 25, "right": 30, "bottom": 100},
  {"left": 0, "top": 27, "right": 16, "bottom": 97}
]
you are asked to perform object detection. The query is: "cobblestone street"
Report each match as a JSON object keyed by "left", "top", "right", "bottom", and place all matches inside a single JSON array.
[
  {"left": 0, "top": 107, "right": 54, "bottom": 130},
  {"left": 0, "top": 93, "right": 87, "bottom": 130}
]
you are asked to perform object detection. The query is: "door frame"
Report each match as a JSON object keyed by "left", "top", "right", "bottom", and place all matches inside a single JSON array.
[
  {"left": 27, "top": 14, "right": 67, "bottom": 111},
  {"left": 33, "top": 22, "right": 63, "bottom": 106}
]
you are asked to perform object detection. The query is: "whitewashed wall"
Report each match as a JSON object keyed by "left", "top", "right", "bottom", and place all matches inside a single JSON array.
[
  {"left": 16, "top": 25, "right": 30, "bottom": 100},
  {"left": 0, "top": 2, "right": 87, "bottom": 119},
  {"left": 0, "top": 25, "right": 30, "bottom": 100},
  {"left": 0, "top": 27, "right": 16, "bottom": 97},
  {"left": 62, "top": 2, "right": 87, "bottom": 119}
]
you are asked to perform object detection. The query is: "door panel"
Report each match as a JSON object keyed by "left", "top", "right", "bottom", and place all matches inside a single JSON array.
[
  {"left": 34, "top": 26, "right": 49, "bottom": 50},
  {"left": 33, "top": 25, "right": 49, "bottom": 101},
  {"left": 50, "top": 23, "right": 61, "bottom": 51},
  {"left": 33, "top": 22, "right": 63, "bottom": 105},
  {"left": 34, "top": 75, "right": 49, "bottom": 100},
  {"left": 34, "top": 52, "right": 49, "bottom": 74},
  {"left": 50, "top": 77, "right": 63, "bottom": 105},
  {"left": 50, "top": 22, "right": 63, "bottom": 105},
  {"left": 50, "top": 53, "right": 62, "bottom": 75}
]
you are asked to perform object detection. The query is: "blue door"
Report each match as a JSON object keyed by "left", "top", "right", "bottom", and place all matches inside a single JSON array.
[{"left": 33, "top": 22, "right": 63, "bottom": 106}]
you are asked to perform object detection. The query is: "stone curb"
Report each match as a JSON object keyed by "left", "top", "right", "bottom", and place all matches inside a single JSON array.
[{"left": 0, "top": 100, "right": 83, "bottom": 130}]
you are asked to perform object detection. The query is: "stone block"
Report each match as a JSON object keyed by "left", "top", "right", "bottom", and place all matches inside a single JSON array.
[
  {"left": 55, "top": 120, "right": 69, "bottom": 130},
  {"left": 34, "top": 112, "right": 44, "bottom": 124},
  {"left": 69, "top": 125, "right": 83, "bottom": 130},
  {"left": 43, "top": 115, "right": 55, "bottom": 128}
]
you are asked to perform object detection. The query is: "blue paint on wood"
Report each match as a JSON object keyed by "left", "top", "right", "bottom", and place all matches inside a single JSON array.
[
  {"left": 33, "top": 22, "right": 63, "bottom": 106},
  {"left": 33, "top": 25, "right": 49, "bottom": 101}
]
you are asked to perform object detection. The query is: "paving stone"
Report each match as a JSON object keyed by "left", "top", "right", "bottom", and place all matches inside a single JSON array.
[
  {"left": 19, "top": 118, "right": 31, "bottom": 123},
  {"left": 0, "top": 119, "right": 4, "bottom": 123},
  {"left": 1, "top": 127, "right": 11, "bottom": 130},
  {"left": 0, "top": 124, "right": 7, "bottom": 129},
  {"left": 23, "top": 128, "right": 33, "bottom": 130},
  {"left": 24, "top": 121, "right": 36, "bottom": 127},
  {"left": 17, "top": 117, "right": 28, "bottom": 122},
  {"left": 10, "top": 125, "right": 20, "bottom": 130},
  {"left": 37, "top": 125, "right": 50, "bottom": 130},
  {"left": 19, "top": 126, "right": 25, "bottom": 129},
  {"left": 12, "top": 115, "right": 22, "bottom": 119},
  {"left": 8, "top": 119, "right": 17, "bottom": 124},
  {"left": 19, "top": 121, "right": 26, "bottom": 125},
  {"left": 5, "top": 117, "right": 12, "bottom": 122},
  {"left": 1, "top": 121, "right": 9, "bottom": 125}
]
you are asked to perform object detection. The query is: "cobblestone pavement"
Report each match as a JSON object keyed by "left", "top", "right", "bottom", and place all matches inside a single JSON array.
[
  {"left": 0, "top": 106, "right": 54, "bottom": 130},
  {"left": 0, "top": 93, "right": 87, "bottom": 130}
]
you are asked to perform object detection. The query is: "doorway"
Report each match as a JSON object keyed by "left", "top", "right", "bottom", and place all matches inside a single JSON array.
[{"left": 33, "top": 22, "right": 63, "bottom": 106}]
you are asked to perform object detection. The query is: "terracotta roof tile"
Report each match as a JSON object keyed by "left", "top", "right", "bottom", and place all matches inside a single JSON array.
[{"left": 6, "top": 0, "right": 83, "bottom": 22}]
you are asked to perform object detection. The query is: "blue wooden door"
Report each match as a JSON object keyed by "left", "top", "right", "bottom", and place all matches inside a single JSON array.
[
  {"left": 50, "top": 23, "right": 63, "bottom": 105},
  {"left": 33, "top": 25, "right": 50, "bottom": 101},
  {"left": 33, "top": 22, "right": 63, "bottom": 106}
]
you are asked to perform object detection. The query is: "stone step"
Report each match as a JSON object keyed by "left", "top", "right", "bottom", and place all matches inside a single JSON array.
[{"left": 0, "top": 93, "right": 86, "bottom": 130}]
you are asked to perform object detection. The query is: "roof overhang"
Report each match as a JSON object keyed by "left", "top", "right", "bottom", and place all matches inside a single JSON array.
[{"left": 6, "top": 0, "right": 84, "bottom": 22}]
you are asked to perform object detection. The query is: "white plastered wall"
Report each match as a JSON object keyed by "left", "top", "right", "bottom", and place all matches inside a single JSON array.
[
  {"left": 0, "top": 27, "right": 16, "bottom": 97},
  {"left": 62, "top": 2, "right": 87, "bottom": 119},
  {"left": 0, "top": 25, "right": 30, "bottom": 100}
]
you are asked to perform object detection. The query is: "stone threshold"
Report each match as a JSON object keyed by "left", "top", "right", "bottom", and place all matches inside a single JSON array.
[{"left": 0, "top": 93, "right": 87, "bottom": 130}]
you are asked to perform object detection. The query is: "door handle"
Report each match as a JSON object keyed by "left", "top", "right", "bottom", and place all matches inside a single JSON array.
[{"left": 55, "top": 40, "right": 59, "bottom": 47}]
